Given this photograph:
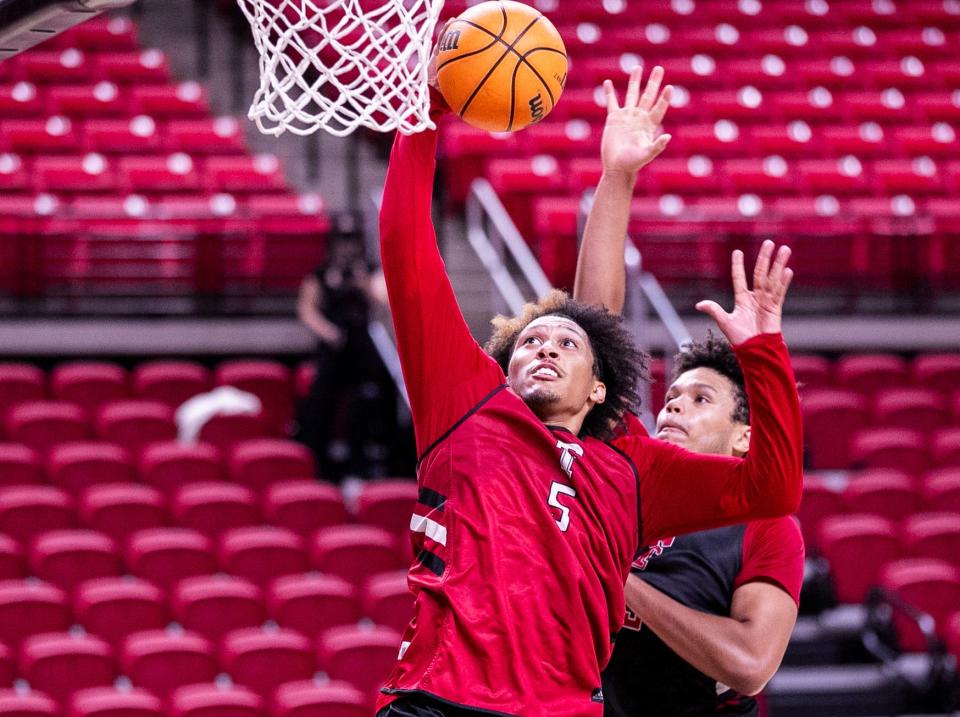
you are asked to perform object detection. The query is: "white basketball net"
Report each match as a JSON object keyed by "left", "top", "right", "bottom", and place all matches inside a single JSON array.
[{"left": 236, "top": 0, "right": 445, "bottom": 137}]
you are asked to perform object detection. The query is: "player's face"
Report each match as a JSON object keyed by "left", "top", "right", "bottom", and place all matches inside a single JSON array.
[
  {"left": 655, "top": 367, "right": 750, "bottom": 457},
  {"left": 507, "top": 316, "right": 605, "bottom": 421}
]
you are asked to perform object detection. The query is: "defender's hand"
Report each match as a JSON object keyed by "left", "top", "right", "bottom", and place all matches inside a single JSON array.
[
  {"left": 601, "top": 66, "right": 673, "bottom": 178},
  {"left": 696, "top": 241, "right": 794, "bottom": 346}
]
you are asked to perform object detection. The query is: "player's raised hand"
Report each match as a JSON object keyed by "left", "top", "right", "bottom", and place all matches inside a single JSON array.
[
  {"left": 601, "top": 65, "right": 673, "bottom": 178},
  {"left": 696, "top": 241, "right": 794, "bottom": 346}
]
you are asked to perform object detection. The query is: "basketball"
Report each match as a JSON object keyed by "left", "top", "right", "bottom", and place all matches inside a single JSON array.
[{"left": 436, "top": 0, "right": 567, "bottom": 133}]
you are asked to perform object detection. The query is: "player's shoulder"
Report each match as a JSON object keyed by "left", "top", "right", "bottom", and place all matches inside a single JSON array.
[{"left": 744, "top": 515, "right": 805, "bottom": 551}]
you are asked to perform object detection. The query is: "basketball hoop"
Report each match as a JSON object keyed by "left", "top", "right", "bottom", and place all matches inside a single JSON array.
[{"left": 235, "top": 0, "right": 444, "bottom": 137}]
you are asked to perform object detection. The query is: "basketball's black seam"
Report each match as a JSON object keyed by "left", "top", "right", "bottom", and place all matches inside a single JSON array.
[
  {"left": 454, "top": 12, "right": 567, "bottom": 78},
  {"left": 507, "top": 46, "right": 562, "bottom": 128},
  {"left": 435, "top": 15, "right": 507, "bottom": 74},
  {"left": 460, "top": 14, "right": 544, "bottom": 123}
]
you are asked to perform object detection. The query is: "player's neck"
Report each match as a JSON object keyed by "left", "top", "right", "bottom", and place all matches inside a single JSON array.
[{"left": 535, "top": 408, "right": 588, "bottom": 437}]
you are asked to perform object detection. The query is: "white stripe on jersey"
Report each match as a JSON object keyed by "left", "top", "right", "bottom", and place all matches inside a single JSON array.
[{"left": 410, "top": 513, "right": 448, "bottom": 546}]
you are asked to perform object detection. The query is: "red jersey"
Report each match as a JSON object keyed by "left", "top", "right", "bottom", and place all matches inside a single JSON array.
[{"left": 375, "top": 124, "right": 803, "bottom": 717}]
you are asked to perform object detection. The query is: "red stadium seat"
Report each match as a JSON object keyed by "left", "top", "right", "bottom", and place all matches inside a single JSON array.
[
  {"left": 800, "top": 389, "right": 869, "bottom": 470},
  {"left": 82, "top": 117, "right": 162, "bottom": 155},
  {"left": 310, "top": 526, "right": 403, "bottom": 587},
  {"left": 0, "top": 444, "right": 42, "bottom": 487},
  {"left": 69, "top": 687, "right": 162, "bottom": 717},
  {"left": 267, "top": 573, "right": 359, "bottom": 635},
  {"left": 932, "top": 427, "right": 960, "bottom": 468},
  {"left": 5, "top": 401, "right": 88, "bottom": 454},
  {"left": 1, "top": 117, "right": 80, "bottom": 153},
  {"left": 94, "top": 401, "right": 176, "bottom": 451},
  {"left": 221, "top": 627, "right": 315, "bottom": 696},
  {"left": 849, "top": 428, "right": 931, "bottom": 473},
  {"left": 873, "top": 158, "right": 946, "bottom": 195},
  {"left": 130, "top": 83, "right": 209, "bottom": 118},
  {"left": 47, "top": 443, "right": 134, "bottom": 494},
  {"left": 46, "top": 84, "right": 129, "bottom": 119},
  {"left": 74, "top": 577, "right": 168, "bottom": 648},
  {"left": 29, "top": 529, "right": 120, "bottom": 591},
  {"left": 819, "top": 513, "right": 904, "bottom": 604},
  {"left": 0, "top": 580, "right": 70, "bottom": 647},
  {"left": 795, "top": 476, "right": 845, "bottom": 554},
  {"left": 879, "top": 558, "right": 960, "bottom": 652},
  {"left": 92, "top": 50, "right": 171, "bottom": 85},
  {"left": 173, "top": 575, "right": 265, "bottom": 641},
  {"left": 947, "top": 611, "right": 960, "bottom": 663},
  {"left": 0, "top": 152, "right": 29, "bottom": 193},
  {"left": 363, "top": 571, "right": 413, "bottom": 633},
  {"left": 214, "top": 361, "right": 294, "bottom": 436},
  {"left": 316, "top": 625, "right": 402, "bottom": 696},
  {"left": 0, "top": 646, "right": 12, "bottom": 690},
  {"left": 138, "top": 442, "right": 223, "bottom": 495},
  {"left": 228, "top": 440, "right": 314, "bottom": 493},
  {"left": 0, "top": 82, "right": 45, "bottom": 118},
  {"left": 820, "top": 123, "right": 888, "bottom": 158},
  {"left": 891, "top": 123, "right": 959, "bottom": 158},
  {"left": 54, "top": 17, "right": 139, "bottom": 51},
  {"left": 902, "top": 512, "right": 960, "bottom": 566},
  {"left": 78, "top": 484, "right": 166, "bottom": 542},
  {"left": 294, "top": 363, "right": 314, "bottom": 400},
  {"left": 203, "top": 155, "right": 287, "bottom": 194},
  {"left": 219, "top": 526, "right": 308, "bottom": 586},
  {"left": 835, "top": 355, "right": 911, "bottom": 395},
  {"left": 122, "top": 630, "right": 217, "bottom": 694},
  {"left": 262, "top": 481, "right": 346, "bottom": 537},
  {"left": 0, "top": 534, "right": 22, "bottom": 580},
  {"left": 132, "top": 362, "right": 211, "bottom": 408},
  {"left": 272, "top": 680, "right": 368, "bottom": 717},
  {"left": 169, "top": 684, "right": 263, "bottom": 717},
  {"left": 791, "top": 355, "right": 833, "bottom": 392},
  {"left": 871, "top": 388, "right": 949, "bottom": 433},
  {"left": 356, "top": 480, "right": 418, "bottom": 540},
  {"left": 50, "top": 363, "right": 128, "bottom": 414},
  {"left": 0, "top": 690, "right": 58, "bottom": 717},
  {"left": 165, "top": 118, "right": 246, "bottom": 155},
  {"left": 19, "top": 632, "right": 115, "bottom": 699},
  {"left": 913, "top": 354, "right": 960, "bottom": 393},
  {"left": 197, "top": 414, "right": 268, "bottom": 451},
  {"left": 117, "top": 154, "right": 201, "bottom": 193},
  {"left": 923, "top": 469, "right": 960, "bottom": 513},
  {"left": 171, "top": 482, "right": 258, "bottom": 539},
  {"left": 795, "top": 157, "right": 870, "bottom": 195},
  {"left": 745, "top": 122, "right": 822, "bottom": 158},
  {"left": 125, "top": 527, "right": 217, "bottom": 589},
  {"left": 842, "top": 471, "right": 922, "bottom": 523},
  {"left": 0, "top": 486, "right": 74, "bottom": 544},
  {"left": 32, "top": 153, "right": 118, "bottom": 193}
]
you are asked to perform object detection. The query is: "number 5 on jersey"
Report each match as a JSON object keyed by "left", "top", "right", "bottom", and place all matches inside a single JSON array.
[{"left": 548, "top": 482, "right": 577, "bottom": 532}]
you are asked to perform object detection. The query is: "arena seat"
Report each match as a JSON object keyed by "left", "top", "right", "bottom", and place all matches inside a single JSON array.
[
  {"left": 219, "top": 526, "right": 308, "bottom": 587},
  {"left": 138, "top": 442, "right": 223, "bottom": 495},
  {"left": 19, "top": 632, "right": 116, "bottom": 700},
  {"left": 122, "top": 630, "right": 217, "bottom": 694},
  {"left": 0, "top": 689, "right": 58, "bottom": 717},
  {"left": 848, "top": 428, "right": 931, "bottom": 473},
  {"left": 91, "top": 50, "right": 171, "bottom": 85},
  {"left": 267, "top": 573, "right": 359, "bottom": 636},
  {"left": 0, "top": 444, "right": 42, "bottom": 487},
  {"left": 0, "top": 535, "right": 22, "bottom": 580},
  {"left": 50, "top": 363, "right": 128, "bottom": 414},
  {"left": 923, "top": 469, "right": 960, "bottom": 513},
  {"left": 842, "top": 470, "right": 923, "bottom": 523},
  {"left": 78, "top": 484, "right": 166, "bottom": 542},
  {"left": 129, "top": 83, "right": 209, "bottom": 118},
  {"left": 165, "top": 118, "right": 246, "bottom": 155},
  {"left": 131, "top": 361, "right": 211, "bottom": 408},
  {"left": 946, "top": 611, "right": 960, "bottom": 664},
  {"left": 74, "top": 576, "right": 168, "bottom": 648},
  {"left": 32, "top": 152, "right": 119, "bottom": 192},
  {"left": 196, "top": 413, "right": 268, "bottom": 451},
  {"left": 902, "top": 512, "right": 960, "bottom": 567},
  {"left": 0, "top": 485, "right": 74, "bottom": 544},
  {"left": 272, "top": 679, "right": 369, "bottom": 717},
  {"left": 310, "top": 526, "right": 404, "bottom": 587},
  {"left": 1, "top": 116, "right": 81, "bottom": 153},
  {"left": 363, "top": 570, "right": 413, "bottom": 634},
  {"left": 0, "top": 580, "right": 70, "bottom": 648},
  {"left": 261, "top": 481, "right": 346, "bottom": 537},
  {"left": 931, "top": 427, "right": 960, "bottom": 468},
  {"left": 125, "top": 527, "right": 216, "bottom": 588},
  {"left": 69, "top": 686, "right": 163, "bottom": 717},
  {"left": 227, "top": 439, "right": 314, "bottom": 493},
  {"left": 171, "top": 482, "right": 257, "bottom": 539},
  {"left": 172, "top": 574, "right": 264, "bottom": 641},
  {"left": 0, "top": 645, "right": 12, "bottom": 689},
  {"left": 818, "top": 513, "right": 904, "bottom": 604},
  {"left": 81, "top": 117, "right": 163, "bottom": 155},
  {"left": 169, "top": 684, "right": 263, "bottom": 717},
  {"left": 878, "top": 558, "right": 960, "bottom": 652},
  {"left": 355, "top": 480, "right": 418, "bottom": 541},
  {"left": 94, "top": 401, "right": 176, "bottom": 451},
  {"left": 870, "top": 388, "right": 949, "bottom": 432},
  {"left": 6, "top": 402, "right": 88, "bottom": 453},
  {"left": 29, "top": 529, "right": 120, "bottom": 590},
  {"left": 834, "top": 355, "right": 911, "bottom": 394},
  {"left": 221, "top": 627, "right": 315, "bottom": 696},
  {"left": 316, "top": 625, "right": 402, "bottom": 697},
  {"left": 800, "top": 389, "right": 869, "bottom": 469},
  {"left": 47, "top": 443, "right": 135, "bottom": 494},
  {"left": 214, "top": 361, "right": 294, "bottom": 436},
  {"left": 913, "top": 354, "right": 960, "bottom": 393}
]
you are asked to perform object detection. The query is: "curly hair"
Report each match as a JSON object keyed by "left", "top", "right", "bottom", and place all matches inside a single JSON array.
[
  {"left": 672, "top": 332, "right": 749, "bottom": 425},
  {"left": 484, "top": 290, "right": 647, "bottom": 441}
]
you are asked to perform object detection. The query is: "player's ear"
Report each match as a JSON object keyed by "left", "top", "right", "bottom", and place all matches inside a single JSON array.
[
  {"left": 732, "top": 424, "right": 750, "bottom": 456},
  {"left": 591, "top": 380, "right": 606, "bottom": 405}
]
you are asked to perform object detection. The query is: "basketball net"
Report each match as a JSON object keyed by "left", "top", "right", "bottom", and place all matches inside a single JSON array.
[{"left": 236, "top": 0, "right": 445, "bottom": 137}]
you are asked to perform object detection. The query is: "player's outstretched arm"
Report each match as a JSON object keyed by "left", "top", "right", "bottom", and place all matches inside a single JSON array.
[
  {"left": 622, "top": 241, "right": 802, "bottom": 540},
  {"left": 573, "top": 66, "right": 672, "bottom": 314}
]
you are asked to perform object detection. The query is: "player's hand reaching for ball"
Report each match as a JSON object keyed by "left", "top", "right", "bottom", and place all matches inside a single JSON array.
[
  {"left": 601, "top": 66, "right": 673, "bottom": 179},
  {"left": 696, "top": 241, "right": 794, "bottom": 346}
]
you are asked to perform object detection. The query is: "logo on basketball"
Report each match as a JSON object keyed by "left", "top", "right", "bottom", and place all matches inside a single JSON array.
[
  {"left": 439, "top": 30, "right": 461, "bottom": 52},
  {"left": 529, "top": 93, "right": 545, "bottom": 123}
]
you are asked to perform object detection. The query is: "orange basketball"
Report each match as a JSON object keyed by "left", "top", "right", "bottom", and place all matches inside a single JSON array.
[{"left": 436, "top": 0, "right": 567, "bottom": 133}]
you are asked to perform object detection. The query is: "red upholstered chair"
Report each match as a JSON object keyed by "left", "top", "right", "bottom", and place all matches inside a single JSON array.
[
  {"left": 849, "top": 428, "right": 930, "bottom": 473},
  {"left": 6, "top": 402, "right": 88, "bottom": 454},
  {"left": 791, "top": 355, "right": 833, "bottom": 392},
  {"left": 0, "top": 486, "right": 74, "bottom": 544},
  {"left": 29, "top": 529, "right": 120, "bottom": 591},
  {"left": 125, "top": 528, "right": 216, "bottom": 589},
  {"left": 355, "top": 480, "right": 418, "bottom": 541},
  {"left": 0, "top": 690, "right": 58, "bottom": 717},
  {"left": 0, "top": 366, "right": 43, "bottom": 417},
  {"left": 843, "top": 471, "right": 922, "bottom": 523},
  {"left": 130, "top": 83, "right": 209, "bottom": 118},
  {"left": 795, "top": 475, "right": 845, "bottom": 553},
  {"left": 0, "top": 535, "right": 22, "bottom": 580},
  {"left": 363, "top": 571, "right": 413, "bottom": 633},
  {"left": 19, "top": 633, "right": 115, "bottom": 700},
  {"left": 165, "top": 118, "right": 246, "bottom": 155},
  {"left": 117, "top": 154, "right": 201, "bottom": 193},
  {"left": 267, "top": 573, "right": 359, "bottom": 635},
  {"left": 214, "top": 361, "right": 294, "bottom": 436},
  {"left": 272, "top": 680, "right": 368, "bottom": 717},
  {"left": 53, "top": 17, "right": 138, "bottom": 51},
  {"left": 74, "top": 577, "right": 168, "bottom": 648},
  {"left": 228, "top": 440, "right": 314, "bottom": 493},
  {"left": 92, "top": 49, "right": 171, "bottom": 85},
  {"left": 818, "top": 513, "right": 904, "bottom": 604},
  {"left": 1, "top": 117, "right": 80, "bottom": 154},
  {"left": 81, "top": 117, "right": 163, "bottom": 155},
  {"left": 203, "top": 155, "right": 287, "bottom": 194},
  {"left": 310, "top": 526, "right": 404, "bottom": 587},
  {"left": 800, "top": 389, "right": 869, "bottom": 469},
  {"left": 95, "top": 401, "right": 176, "bottom": 452},
  {"left": 47, "top": 443, "right": 134, "bottom": 494},
  {"left": 170, "top": 684, "right": 263, "bottom": 717},
  {"left": 923, "top": 469, "right": 960, "bottom": 513},
  {"left": 132, "top": 361, "right": 211, "bottom": 409},
  {"left": 197, "top": 414, "right": 268, "bottom": 451},
  {"left": 221, "top": 627, "right": 315, "bottom": 696},
  {"left": 879, "top": 558, "right": 960, "bottom": 652},
  {"left": 172, "top": 482, "right": 257, "bottom": 539},
  {"left": 913, "top": 354, "right": 960, "bottom": 393},
  {"left": 138, "top": 442, "right": 223, "bottom": 495},
  {"left": 122, "top": 630, "right": 217, "bottom": 694},
  {"left": 871, "top": 388, "right": 949, "bottom": 433},
  {"left": 0, "top": 444, "right": 42, "bottom": 487},
  {"left": 835, "top": 355, "right": 910, "bottom": 395},
  {"left": 0, "top": 580, "right": 70, "bottom": 648},
  {"left": 902, "top": 512, "right": 960, "bottom": 567},
  {"left": 946, "top": 611, "right": 960, "bottom": 663},
  {"left": 262, "top": 481, "right": 345, "bottom": 537},
  {"left": 79, "top": 484, "right": 166, "bottom": 542},
  {"left": 316, "top": 625, "right": 402, "bottom": 696},
  {"left": 172, "top": 575, "right": 265, "bottom": 641},
  {"left": 219, "top": 526, "right": 308, "bottom": 587},
  {"left": 50, "top": 363, "right": 128, "bottom": 414},
  {"left": 931, "top": 427, "right": 960, "bottom": 468},
  {"left": 69, "top": 687, "right": 162, "bottom": 717},
  {"left": 0, "top": 646, "right": 13, "bottom": 689}
]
